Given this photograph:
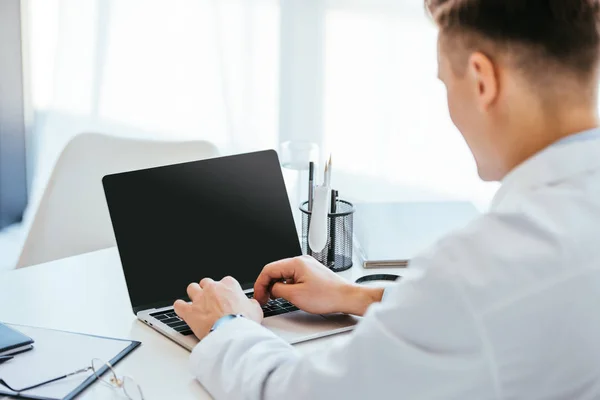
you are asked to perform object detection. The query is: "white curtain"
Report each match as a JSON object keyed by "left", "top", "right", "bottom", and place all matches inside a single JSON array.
[
  {"left": 26, "top": 0, "right": 497, "bottom": 215},
  {"left": 27, "top": 0, "right": 497, "bottom": 208},
  {"left": 0, "top": 0, "right": 500, "bottom": 270},
  {"left": 27, "top": 0, "right": 280, "bottom": 200},
  {"left": 321, "top": 0, "right": 499, "bottom": 207},
  {"left": 1, "top": 0, "right": 280, "bottom": 271}
]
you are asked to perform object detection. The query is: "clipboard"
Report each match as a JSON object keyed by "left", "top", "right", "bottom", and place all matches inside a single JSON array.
[{"left": 0, "top": 324, "right": 141, "bottom": 400}]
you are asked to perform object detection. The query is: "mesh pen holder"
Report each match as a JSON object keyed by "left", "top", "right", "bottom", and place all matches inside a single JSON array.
[{"left": 300, "top": 200, "right": 354, "bottom": 272}]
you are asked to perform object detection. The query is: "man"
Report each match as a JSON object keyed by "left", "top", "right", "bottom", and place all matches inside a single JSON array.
[{"left": 175, "top": 0, "right": 600, "bottom": 398}]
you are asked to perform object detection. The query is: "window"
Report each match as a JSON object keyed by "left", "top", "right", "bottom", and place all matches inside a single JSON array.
[
  {"left": 0, "top": 0, "right": 28, "bottom": 230},
  {"left": 292, "top": 0, "right": 499, "bottom": 206},
  {"left": 27, "top": 0, "right": 498, "bottom": 211},
  {"left": 28, "top": 0, "right": 280, "bottom": 186}
]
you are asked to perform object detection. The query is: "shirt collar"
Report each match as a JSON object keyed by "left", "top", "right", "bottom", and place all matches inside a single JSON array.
[
  {"left": 551, "top": 127, "right": 600, "bottom": 147},
  {"left": 491, "top": 127, "right": 600, "bottom": 210}
]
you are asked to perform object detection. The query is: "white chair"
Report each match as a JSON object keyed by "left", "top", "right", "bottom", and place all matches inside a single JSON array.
[{"left": 17, "top": 133, "right": 219, "bottom": 268}]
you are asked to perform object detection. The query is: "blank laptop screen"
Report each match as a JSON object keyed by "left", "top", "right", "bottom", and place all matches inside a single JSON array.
[{"left": 102, "top": 150, "right": 302, "bottom": 312}]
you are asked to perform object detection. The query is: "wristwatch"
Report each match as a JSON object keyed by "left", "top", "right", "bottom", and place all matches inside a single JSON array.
[{"left": 209, "top": 314, "right": 245, "bottom": 333}]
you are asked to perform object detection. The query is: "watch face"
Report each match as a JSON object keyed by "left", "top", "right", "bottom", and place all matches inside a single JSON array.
[{"left": 358, "top": 280, "right": 398, "bottom": 288}]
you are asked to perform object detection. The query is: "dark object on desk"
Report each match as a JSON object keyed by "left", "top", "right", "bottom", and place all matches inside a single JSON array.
[
  {"left": 102, "top": 150, "right": 350, "bottom": 349},
  {"left": 0, "top": 356, "right": 14, "bottom": 365},
  {"left": 355, "top": 274, "right": 401, "bottom": 285},
  {"left": 300, "top": 198, "right": 354, "bottom": 272},
  {"left": 327, "top": 190, "right": 339, "bottom": 265},
  {"left": 0, "top": 322, "right": 34, "bottom": 356},
  {"left": 103, "top": 149, "right": 302, "bottom": 310},
  {"left": 0, "top": 344, "right": 33, "bottom": 357},
  {"left": 0, "top": 324, "right": 140, "bottom": 400},
  {"left": 354, "top": 202, "right": 479, "bottom": 268},
  {"left": 308, "top": 161, "right": 315, "bottom": 211}
]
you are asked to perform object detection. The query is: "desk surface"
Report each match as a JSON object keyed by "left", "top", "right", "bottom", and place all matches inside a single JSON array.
[{"left": 0, "top": 247, "right": 409, "bottom": 400}]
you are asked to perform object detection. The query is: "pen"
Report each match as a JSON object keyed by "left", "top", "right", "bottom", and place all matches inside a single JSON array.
[
  {"left": 330, "top": 189, "right": 338, "bottom": 213},
  {"left": 328, "top": 189, "right": 338, "bottom": 267},
  {"left": 0, "top": 356, "right": 14, "bottom": 364},
  {"left": 308, "top": 162, "right": 314, "bottom": 211}
]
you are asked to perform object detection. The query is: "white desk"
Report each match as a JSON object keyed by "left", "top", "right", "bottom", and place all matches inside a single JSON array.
[{"left": 0, "top": 247, "right": 409, "bottom": 400}]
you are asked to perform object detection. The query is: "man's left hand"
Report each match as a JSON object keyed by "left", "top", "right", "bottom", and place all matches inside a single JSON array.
[{"left": 174, "top": 276, "right": 263, "bottom": 340}]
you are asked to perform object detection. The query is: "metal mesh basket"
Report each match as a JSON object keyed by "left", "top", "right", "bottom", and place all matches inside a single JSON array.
[{"left": 300, "top": 200, "right": 354, "bottom": 272}]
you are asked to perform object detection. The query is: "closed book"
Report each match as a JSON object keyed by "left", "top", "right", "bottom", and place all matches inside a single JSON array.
[
  {"left": 354, "top": 202, "right": 480, "bottom": 268},
  {"left": 0, "top": 322, "right": 34, "bottom": 356}
]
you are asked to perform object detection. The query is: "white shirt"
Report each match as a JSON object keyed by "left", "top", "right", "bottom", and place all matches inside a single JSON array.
[{"left": 190, "top": 130, "right": 600, "bottom": 400}]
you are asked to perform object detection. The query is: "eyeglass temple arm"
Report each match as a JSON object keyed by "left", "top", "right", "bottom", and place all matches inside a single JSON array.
[{"left": 0, "top": 367, "right": 91, "bottom": 393}]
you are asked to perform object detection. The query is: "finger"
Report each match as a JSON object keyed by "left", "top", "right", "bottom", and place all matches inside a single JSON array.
[
  {"left": 270, "top": 281, "right": 294, "bottom": 301},
  {"left": 173, "top": 299, "right": 192, "bottom": 320},
  {"left": 254, "top": 258, "right": 298, "bottom": 304},
  {"left": 221, "top": 276, "right": 240, "bottom": 288},
  {"left": 250, "top": 298, "right": 264, "bottom": 319},
  {"left": 199, "top": 278, "right": 215, "bottom": 289},
  {"left": 250, "top": 298, "right": 261, "bottom": 308},
  {"left": 187, "top": 282, "right": 203, "bottom": 301}
]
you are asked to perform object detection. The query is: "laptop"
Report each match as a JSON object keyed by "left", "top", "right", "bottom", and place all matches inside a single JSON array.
[{"left": 102, "top": 150, "right": 357, "bottom": 350}]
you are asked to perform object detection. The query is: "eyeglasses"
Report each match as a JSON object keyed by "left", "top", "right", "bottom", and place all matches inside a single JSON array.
[
  {"left": 91, "top": 358, "right": 145, "bottom": 400},
  {"left": 0, "top": 358, "right": 144, "bottom": 400}
]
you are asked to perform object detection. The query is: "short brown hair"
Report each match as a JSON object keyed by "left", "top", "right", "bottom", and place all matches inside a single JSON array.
[{"left": 426, "top": 0, "right": 600, "bottom": 79}]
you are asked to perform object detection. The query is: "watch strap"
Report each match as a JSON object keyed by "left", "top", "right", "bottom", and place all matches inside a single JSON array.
[{"left": 209, "top": 314, "right": 245, "bottom": 333}]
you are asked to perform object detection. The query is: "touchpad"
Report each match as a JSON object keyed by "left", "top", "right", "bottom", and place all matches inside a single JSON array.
[
  {"left": 262, "top": 311, "right": 343, "bottom": 343},
  {"left": 322, "top": 313, "right": 360, "bottom": 327}
]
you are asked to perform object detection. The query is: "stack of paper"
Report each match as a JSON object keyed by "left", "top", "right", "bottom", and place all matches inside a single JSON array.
[{"left": 354, "top": 202, "right": 479, "bottom": 268}]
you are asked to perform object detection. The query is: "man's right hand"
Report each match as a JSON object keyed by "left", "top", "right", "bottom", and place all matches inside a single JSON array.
[{"left": 253, "top": 255, "right": 384, "bottom": 316}]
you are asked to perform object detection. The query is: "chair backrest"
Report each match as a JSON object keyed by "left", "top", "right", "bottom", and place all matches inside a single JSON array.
[{"left": 17, "top": 133, "right": 219, "bottom": 268}]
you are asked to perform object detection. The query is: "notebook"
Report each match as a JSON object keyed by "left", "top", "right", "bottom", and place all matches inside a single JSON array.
[
  {"left": 0, "top": 323, "right": 34, "bottom": 356},
  {"left": 354, "top": 202, "right": 479, "bottom": 268},
  {"left": 0, "top": 324, "right": 140, "bottom": 400}
]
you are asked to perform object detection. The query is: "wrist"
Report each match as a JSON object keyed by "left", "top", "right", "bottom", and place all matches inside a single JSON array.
[
  {"left": 210, "top": 314, "right": 245, "bottom": 333},
  {"left": 338, "top": 284, "right": 384, "bottom": 316}
]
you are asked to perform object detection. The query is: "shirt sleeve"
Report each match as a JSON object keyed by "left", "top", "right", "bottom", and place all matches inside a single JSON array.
[
  {"left": 189, "top": 241, "right": 496, "bottom": 400},
  {"left": 381, "top": 286, "right": 391, "bottom": 301}
]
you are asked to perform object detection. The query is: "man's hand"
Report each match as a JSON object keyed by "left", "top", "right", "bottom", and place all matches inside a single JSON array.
[
  {"left": 254, "top": 255, "right": 384, "bottom": 316},
  {"left": 174, "top": 276, "right": 263, "bottom": 340}
]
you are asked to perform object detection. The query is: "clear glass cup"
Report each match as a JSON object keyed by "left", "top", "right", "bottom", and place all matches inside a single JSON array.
[{"left": 279, "top": 141, "right": 320, "bottom": 233}]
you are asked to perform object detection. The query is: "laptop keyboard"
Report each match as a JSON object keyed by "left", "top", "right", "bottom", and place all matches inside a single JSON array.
[
  {"left": 250, "top": 293, "right": 300, "bottom": 317},
  {"left": 149, "top": 296, "right": 299, "bottom": 336},
  {"left": 149, "top": 310, "right": 195, "bottom": 336}
]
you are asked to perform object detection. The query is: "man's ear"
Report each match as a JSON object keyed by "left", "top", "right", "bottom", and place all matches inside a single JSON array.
[{"left": 467, "top": 52, "right": 499, "bottom": 110}]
